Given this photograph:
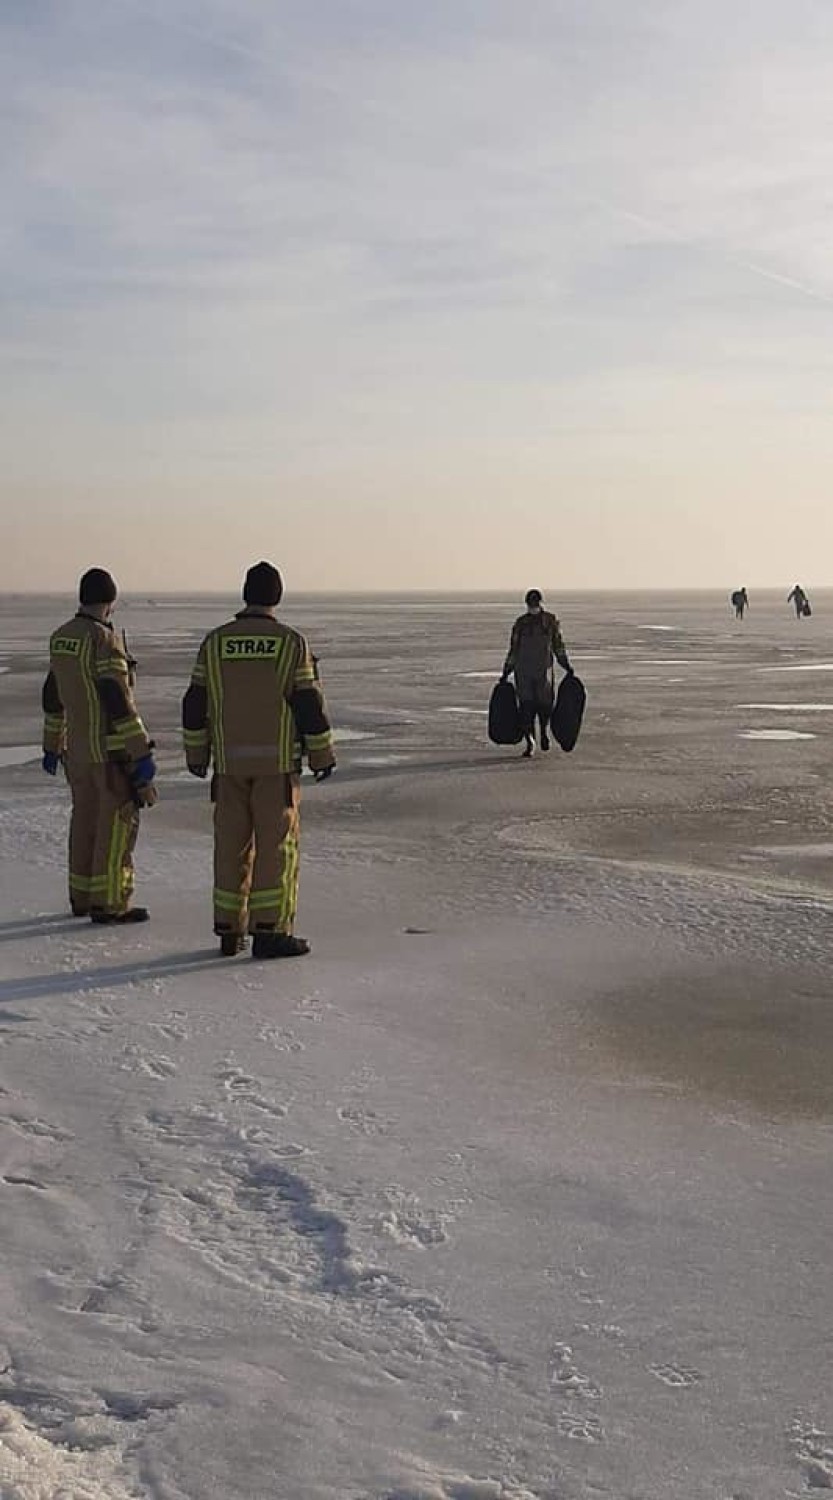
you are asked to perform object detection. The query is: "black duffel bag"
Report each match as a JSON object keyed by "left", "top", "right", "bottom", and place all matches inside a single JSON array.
[
  {"left": 550, "top": 671, "right": 586, "bottom": 752},
  {"left": 488, "top": 679, "right": 523, "bottom": 744}
]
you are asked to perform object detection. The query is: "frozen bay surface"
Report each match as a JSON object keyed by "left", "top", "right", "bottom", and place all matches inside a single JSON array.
[{"left": 1, "top": 589, "right": 833, "bottom": 1498}]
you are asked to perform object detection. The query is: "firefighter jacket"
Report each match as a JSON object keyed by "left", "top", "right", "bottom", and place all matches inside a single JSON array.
[
  {"left": 42, "top": 612, "right": 153, "bottom": 769},
  {"left": 503, "top": 610, "right": 570, "bottom": 680},
  {"left": 182, "top": 608, "right": 336, "bottom": 778}
]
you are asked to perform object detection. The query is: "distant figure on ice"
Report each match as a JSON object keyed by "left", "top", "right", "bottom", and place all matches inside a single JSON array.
[
  {"left": 788, "top": 584, "right": 811, "bottom": 619},
  {"left": 731, "top": 587, "right": 749, "bottom": 620},
  {"left": 182, "top": 562, "right": 336, "bottom": 960},
  {"left": 501, "top": 589, "right": 571, "bottom": 757},
  {"left": 41, "top": 568, "right": 158, "bottom": 923}
]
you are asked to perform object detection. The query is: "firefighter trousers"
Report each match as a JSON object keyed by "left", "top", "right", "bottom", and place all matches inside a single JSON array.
[
  {"left": 212, "top": 774, "right": 301, "bottom": 936},
  {"left": 67, "top": 763, "right": 140, "bottom": 916}
]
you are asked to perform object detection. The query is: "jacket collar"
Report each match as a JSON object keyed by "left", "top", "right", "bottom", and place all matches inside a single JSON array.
[
  {"left": 235, "top": 607, "right": 276, "bottom": 620},
  {"left": 76, "top": 609, "right": 114, "bottom": 631}
]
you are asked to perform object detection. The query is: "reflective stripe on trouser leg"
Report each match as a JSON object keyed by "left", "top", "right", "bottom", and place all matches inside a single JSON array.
[
  {"left": 68, "top": 766, "right": 99, "bottom": 911},
  {"left": 105, "top": 803, "right": 138, "bottom": 913},
  {"left": 248, "top": 775, "right": 301, "bottom": 933},
  {"left": 89, "top": 765, "right": 140, "bottom": 916},
  {"left": 212, "top": 775, "right": 255, "bottom": 933}
]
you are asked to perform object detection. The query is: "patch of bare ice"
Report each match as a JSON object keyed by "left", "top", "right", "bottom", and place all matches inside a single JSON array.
[
  {"left": 738, "top": 729, "right": 816, "bottom": 741},
  {"left": 761, "top": 662, "right": 833, "bottom": 673},
  {"left": 737, "top": 703, "right": 833, "bottom": 712},
  {"left": 755, "top": 843, "right": 833, "bottom": 859}
]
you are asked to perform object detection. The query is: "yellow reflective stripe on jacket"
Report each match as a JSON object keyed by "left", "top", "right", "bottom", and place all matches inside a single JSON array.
[
  {"left": 183, "top": 728, "right": 209, "bottom": 746},
  {"left": 80, "top": 636, "right": 104, "bottom": 764},
  {"left": 206, "top": 635, "right": 226, "bottom": 773}
]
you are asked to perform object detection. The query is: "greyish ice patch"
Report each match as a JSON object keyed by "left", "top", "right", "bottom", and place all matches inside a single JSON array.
[
  {"left": 739, "top": 729, "right": 816, "bottom": 741},
  {"left": 637, "top": 624, "right": 676, "bottom": 632},
  {"left": 755, "top": 843, "right": 833, "bottom": 859},
  {"left": 336, "top": 729, "right": 375, "bottom": 742},
  {"left": 0, "top": 746, "right": 40, "bottom": 769},
  {"left": 761, "top": 662, "right": 833, "bottom": 673},
  {"left": 351, "top": 754, "right": 405, "bottom": 767},
  {"left": 737, "top": 703, "right": 833, "bottom": 711},
  {"left": 441, "top": 707, "right": 485, "bottom": 716}
]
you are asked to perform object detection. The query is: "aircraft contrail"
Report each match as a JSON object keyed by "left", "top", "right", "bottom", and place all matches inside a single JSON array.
[{"left": 589, "top": 197, "right": 833, "bottom": 307}]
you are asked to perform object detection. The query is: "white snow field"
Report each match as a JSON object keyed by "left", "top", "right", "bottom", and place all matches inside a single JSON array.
[{"left": 2, "top": 589, "right": 833, "bottom": 1500}]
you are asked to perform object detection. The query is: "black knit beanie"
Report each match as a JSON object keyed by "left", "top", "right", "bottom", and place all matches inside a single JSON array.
[
  {"left": 243, "top": 561, "right": 283, "bottom": 607},
  {"left": 79, "top": 568, "right": 118, "bottom": 606}
]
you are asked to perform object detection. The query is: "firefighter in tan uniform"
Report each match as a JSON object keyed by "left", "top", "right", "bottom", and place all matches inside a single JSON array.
[
  {"left": 182, "top": 561, "right": 335, "bottom": 960},
  {"left": 502, "top": 588, "right": 571, "bottom": 757},
  {"left": 41, "top": 568, "right": 158, "bottom": 922}
]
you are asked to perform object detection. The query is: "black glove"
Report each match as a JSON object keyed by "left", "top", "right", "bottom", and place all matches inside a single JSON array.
[
  {"left": 188, "top": 763, "right": 209, "bottom": 779},
  {"left": 314, "top": 766, "right": 334, "bottom": 783}
]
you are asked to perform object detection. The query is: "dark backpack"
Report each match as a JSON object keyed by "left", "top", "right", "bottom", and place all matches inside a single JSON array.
[
  {"left": 550, "top": 672, "right": 586, "bottom": 752},
  {"left": 488, "top": 680, "right": 523, "bottom": 745}
]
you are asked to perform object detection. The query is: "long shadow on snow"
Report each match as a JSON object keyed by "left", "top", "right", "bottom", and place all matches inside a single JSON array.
[
  {"left": 0, "top": 950, "right": 224, "bottom": 1004},
  {"left": 0, "top": 916, "right": 82, "bottom": 945}
]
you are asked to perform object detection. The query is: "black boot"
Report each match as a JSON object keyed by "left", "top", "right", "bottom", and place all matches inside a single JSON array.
[
  {"left": 90, "top": 907, "right": 150, "bottom": 925},
  {"left": 218, "top": 933, "right": 246, "bottom": 957},
  {"left": 522, "top": 736, "right": 534, "bottom": 758},
  {"left": 251, "top": 932, "right": 311, "bottom": 960},
  {"left": 540, "top": 730, "right": 550, "bottom": 752}
]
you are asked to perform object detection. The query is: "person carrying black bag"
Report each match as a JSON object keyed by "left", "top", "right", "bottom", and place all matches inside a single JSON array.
[{"left": 501, "top": 590, "right": 571, "bottom": 758}]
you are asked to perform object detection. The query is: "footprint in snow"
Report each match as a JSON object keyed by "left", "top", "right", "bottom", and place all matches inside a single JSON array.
[
  {"left": 217, "top": 1064, "right": 288, "bottom": 1118},
  {"left": 121, "top": 1046, "right": 177, "bottom": 1080},
  {"left": 649, "top": 1362, "right": 703, "bottom": 1388}
]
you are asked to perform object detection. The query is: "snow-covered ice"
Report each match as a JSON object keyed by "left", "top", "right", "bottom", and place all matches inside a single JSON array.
[
  {"left": 2, "top": 589, "right": 833, "bottom": 1499},
  {"left": 0, "top": 747, "right": 40, "bottom": 769}
]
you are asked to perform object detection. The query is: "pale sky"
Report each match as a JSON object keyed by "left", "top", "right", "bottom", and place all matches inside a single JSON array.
[{"left": 3, "top": 0, "right": 833, "bottom": 591}]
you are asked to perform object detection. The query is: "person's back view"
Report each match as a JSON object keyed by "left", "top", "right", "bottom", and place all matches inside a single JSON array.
[{"left": 182, "top": 561, "right": 335, "bottom": 958}]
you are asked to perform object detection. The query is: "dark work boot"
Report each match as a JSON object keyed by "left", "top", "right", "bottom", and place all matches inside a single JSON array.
[
  {"left": 219, "top": 933, "right": 247, "bottom": 957},
  {"left": 540, "top": 730, "right": 551, "bottom": 752},
  {"left": 90, "top": 907, "right": 150, "bottom": 925},
  {"left": 251, "top": 932, "right": 311, "bottom": 961},
  {"left": 522, "top": 736, "right": 534, "bottom": 758},
  {"left": 70, "top": 903, "right": 90, "bottom": 918}
]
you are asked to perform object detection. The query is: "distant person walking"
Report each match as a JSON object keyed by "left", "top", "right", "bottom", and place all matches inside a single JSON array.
[
  {"left": 41, "top": 568, "right": 158, "bottom": 923},
  {"left": 731, "top": 587, "right": 749, "bottom": 620},
  {"left": 182, "top": 562, "right": 336, "bottom": 959},
  {"left": 788, "top": 585, "right": 811, "bottom": 619},
  {"left": 502, "top": 589, "right": 571, "bottom": 757}
]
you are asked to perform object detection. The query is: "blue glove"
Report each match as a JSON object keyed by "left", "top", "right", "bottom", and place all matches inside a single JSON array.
[
  {"left": 131, "top": 752, "right": 157, "bottom": 787},
  {"left": 42, "top": 751, "right": 60, "bottom": 776}
]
